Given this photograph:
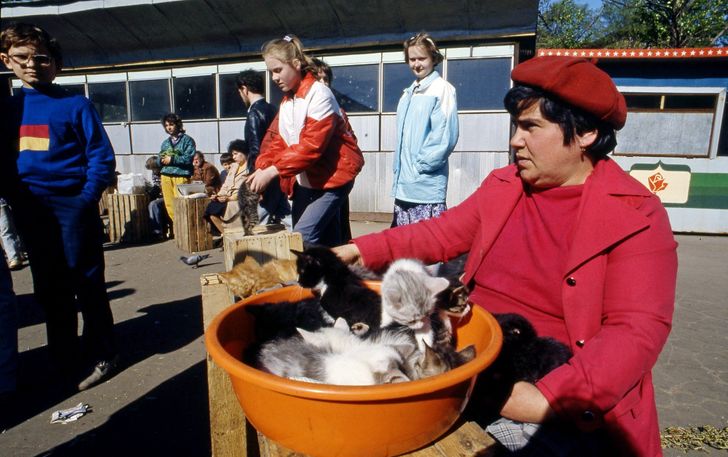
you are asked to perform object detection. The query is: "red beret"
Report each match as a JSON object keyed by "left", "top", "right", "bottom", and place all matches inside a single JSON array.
[{"left": 511, "top": 56, "right": 627, "bottom": 130}]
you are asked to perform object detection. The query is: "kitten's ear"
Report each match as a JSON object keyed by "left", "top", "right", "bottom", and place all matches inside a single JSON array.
[
  {"left": 333, "top": 317, "right": 350, "bottom": 331},
  {"left": 296, "top": 327, "right": 317, "bottom": 342},
  {"left": 458, "top": 345, "right": 477, "bottom": 363},
  {"left": 393, "top": 343, "right": 418, "bottom": 359},
  {"left": 426, "top": 277, "right": 451, "bottom": 295},
  {"left": 382, "top": 368, "right": 410, "bottom": 384},
  {"left": 290, "top": 249, "right": 303, "bottom": 258}
]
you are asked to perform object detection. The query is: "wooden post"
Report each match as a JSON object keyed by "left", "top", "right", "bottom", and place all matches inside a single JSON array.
[
  {"left": 201, "top": 273, "right": 247, "bottom": 457},
  {"left": 107, "top": 193, "right": 151, "bottom": 243},
  {"left": 174, "top": 197, "right": 213, "bottom": 253},
  {"left": 222, "top": 226, "right": 302, "bottom": 271}
]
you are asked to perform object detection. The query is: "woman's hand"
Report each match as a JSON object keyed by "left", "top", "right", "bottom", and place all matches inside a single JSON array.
[
  {"left": 499, "top": 381, "right": 555, "bottom": 424},
  {"left": 161, "top": 156, "right": 172, "bottom": 166},
  {"left": 332, "top": 243, "right": 362, "bottom": 265},
  {"left": 247, "top": 166, "right": 279, "bottom": 194}
]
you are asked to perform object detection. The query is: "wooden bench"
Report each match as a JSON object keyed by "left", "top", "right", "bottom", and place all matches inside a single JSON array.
[
  {"left": 107, "top": 193, "right": 151, "bottom": 243},
  {"left": 201, "top": 273, "right": 498, "bottom": 457},
  {"left": 174, "top": 196, "right": 213, "bottom": 253}
]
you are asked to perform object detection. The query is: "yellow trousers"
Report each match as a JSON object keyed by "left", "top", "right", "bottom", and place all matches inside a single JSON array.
[{"left": 161, "top": 175, "right": 190, "bottom": 221}]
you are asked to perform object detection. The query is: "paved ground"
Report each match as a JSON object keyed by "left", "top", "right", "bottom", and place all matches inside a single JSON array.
[{"left": 0, "top": 224, "right": 726, "bottom": 456}]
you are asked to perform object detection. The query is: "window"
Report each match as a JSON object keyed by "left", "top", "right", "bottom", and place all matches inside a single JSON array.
[
  {"left": 447, "top": 58, "right": 511, "bottom": 110},
  {"left": 383, "top": 63, "right": 414, "bottom": 112},
  {"left": 329, "top": 64, "right": 378, "bottom": 113},
  {"left": 617, "top": 90, "right": 722, "bottom": 158},
  {"left": 59, "top": 84, "right": 86, "bottom": 97},
  {"left": 173, "top": 75, "right": 215, "bottom": 119},
  {"left": 129, "top": 79, "right": 170, "bottom": 122},
  {"left": 88, "top": 81, "right": 127, "bottom": 123},
  {"left": 219, "top": 73, "right": 247, "bottom": 118}
]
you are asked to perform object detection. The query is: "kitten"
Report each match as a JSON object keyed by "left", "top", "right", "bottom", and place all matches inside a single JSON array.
[
  {"left": 292, "top": 246, "right": 382, "bottom": 331},
  {"left": 465, "top": 313, "right": 572, "bottom": 424},
  {"left": 380, "top": 259, "right": 451, "bottom": 352},
  {"left": 413, "top": 341, "right": 477, "bottom": 380},
  {"left": 217, "top": 256, "right": 297, "bottom": 298},
  {"left": 256, "top": 318, "right": 411, "bottom": 385},
  {"left": 245, "top": 297, "right": 331, "bottom": 344},
  {"left": 221, "top": 181, "right": 260, "bottom": 235}
]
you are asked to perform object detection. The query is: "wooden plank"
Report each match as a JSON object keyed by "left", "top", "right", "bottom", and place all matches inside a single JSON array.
[
  {"left": 175, "top": 197, "right": 213, "bottom": 253},
  {"left": 428, "top": 421, "right": 497, "bottom": 456},
  {"left": 201, "top": 273, "right": 246, "bottom": 457},
  {"left": 107, "top": 193, "right": 151, "bottom": 243},
  {"left": 222, "top": 227, "right": 301, "bottom": 271}
]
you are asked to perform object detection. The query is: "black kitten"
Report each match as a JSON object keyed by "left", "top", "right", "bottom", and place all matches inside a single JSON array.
[
  {"left": 466, "top": 312, "right": 572, "bottom": 424},
  {"left": 292, "top": 246, "right": 382, "bottom": 331},
  {"left": 245, "top": 298, "right": 330, "bottom": 344}
]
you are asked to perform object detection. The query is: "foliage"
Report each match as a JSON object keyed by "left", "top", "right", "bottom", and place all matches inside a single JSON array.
[{"left": 538, "top": 0, "right": 728, "bottom": 48}]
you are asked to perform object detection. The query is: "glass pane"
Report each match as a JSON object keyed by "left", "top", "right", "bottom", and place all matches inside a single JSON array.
[
  {"left": 60, "top": 84, "right": 86, "bottom": 97},
  {"left": 173, "top": 75, "right": 215, "bottom": 120},
  {"left": 383, "top": 63, "right": 414, "bottom": 112},
  {"left": 624, "top": 94, "right": 661, "bottom": 109},
  {"left": 664, "top": 94, "right": 716, "bottom": 110},
  {"left": 447, "top": 58, "right": 511, "bottom": 110},
  {"left": 219, "top": 73, "right": 247, "bottom": 118},
  {"left": 330, "top": 64, "right": 378, "bottom": 113},
  {"left": 88, "top": 81, "right": 127, "bottom": 123},
  {"left": 129, "top": 79, "right": 170, "bottom": 122}
]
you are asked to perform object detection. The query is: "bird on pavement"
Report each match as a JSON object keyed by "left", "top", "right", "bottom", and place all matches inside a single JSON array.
[{"left": 180, "top": 254, "right": 210, "bottom": 268}]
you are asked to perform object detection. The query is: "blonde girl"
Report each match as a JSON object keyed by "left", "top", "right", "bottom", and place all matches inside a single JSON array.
[{"left": 248, "top": 35, "right": 363, "bottom": 246}]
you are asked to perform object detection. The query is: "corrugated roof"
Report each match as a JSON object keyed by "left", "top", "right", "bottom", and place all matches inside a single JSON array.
[{"left": 1, "top": 0, "right": 539, "bottom": 69}]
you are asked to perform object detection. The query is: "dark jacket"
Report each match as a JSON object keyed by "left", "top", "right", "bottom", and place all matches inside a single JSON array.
[{"left": 245, "top": 98, "right": 277, "bottom": 173}]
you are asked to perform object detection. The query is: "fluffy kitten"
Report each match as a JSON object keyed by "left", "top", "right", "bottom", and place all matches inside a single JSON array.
[
  {"left": 221, "top": 181, "right": 260, "bottom": 235},
  {"left": 217, "top": 256, "right": 297, "bottom": 298},
  {"left": 256, "top": 318, "right": 411, "bottom": 385},
  {"left": 245, "top": 298, "right": 331, "bottom": 344},
  {"left": 380, "top": 259, "right": 451, "bottom": 352},
  {"left": 292, "top": 246, "right": 382, "bottom": 331}
]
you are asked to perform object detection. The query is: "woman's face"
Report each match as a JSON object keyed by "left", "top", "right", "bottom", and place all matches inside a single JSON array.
[
  {"left": 265, "top": 56, "right": 303, "bottom": 93},
  {"left": 231, "top": 150, "right": 247, "bottom": 165},
  {"left": 510, "top": 103, "right": 596, "bottom": 190},
  {"left": 164, "top": 121, "right": 179, "bottom": 136},
  {"left": 407, "top": 45, "right": 435, "bottom": 81}
]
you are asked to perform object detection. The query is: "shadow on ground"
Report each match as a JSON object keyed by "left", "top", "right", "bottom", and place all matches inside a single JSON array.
[
  {"left": 5, "top": 293, "right": 204, "bottom": 433},
  {"left": 34, "top": 361, "right": 210, "bottom": 457}
]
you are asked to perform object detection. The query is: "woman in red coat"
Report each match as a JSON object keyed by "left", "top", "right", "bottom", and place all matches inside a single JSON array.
[{"left": 335, "top": 57, "right": 677, "bottom": 456}]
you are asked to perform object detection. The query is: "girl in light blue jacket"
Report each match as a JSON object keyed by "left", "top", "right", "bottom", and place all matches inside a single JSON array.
[{"left": 392, "top": 32, "right": 459, "bottom": 227}]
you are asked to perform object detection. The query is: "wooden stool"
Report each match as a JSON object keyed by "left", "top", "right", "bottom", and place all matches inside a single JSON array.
[
  {"left": 200, "top": 273, "right": 497, "bottom": 457},
  {"left": 222, "top": 225, "right": 302, "bottom": 270},
  {"left": 107, "top": 193, "right": 151, "bottom": 243},
  {"left": 174, "top": 197, "right": 213, "bottom": 253}
]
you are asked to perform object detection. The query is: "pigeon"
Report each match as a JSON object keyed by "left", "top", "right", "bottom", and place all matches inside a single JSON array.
[{"left": 180, "top": 254, "right": 210, "bottom": 268}]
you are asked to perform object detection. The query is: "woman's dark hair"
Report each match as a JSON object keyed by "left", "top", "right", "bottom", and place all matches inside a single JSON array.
[
  {"left": 236, "top": 69, "right": 265, "bottom": 94},
  {"left": 504, "top": 85, "right": 617, "bottom": 159},
  {"left": 227, "top": 139, "right": 248, "bottom": 155},
  {"left": 193, "top": 151, "right": 205, "bottom": 162},
  {"left": 161, "top": 113, "right": 185, "bottom": 133}
]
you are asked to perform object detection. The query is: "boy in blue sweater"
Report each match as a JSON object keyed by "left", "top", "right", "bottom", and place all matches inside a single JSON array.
[{"left": 1, "top": 23, "right": 118, "bottom": 391}]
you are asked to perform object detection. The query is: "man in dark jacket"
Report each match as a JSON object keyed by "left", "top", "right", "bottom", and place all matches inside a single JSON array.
[{"left": 236, "top": 70, "right": 291, "bottom": 225}]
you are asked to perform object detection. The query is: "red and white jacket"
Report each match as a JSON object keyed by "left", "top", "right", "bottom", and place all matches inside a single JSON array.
[{"left": 257, "top": 73, "right": 364, "bottom": 196}]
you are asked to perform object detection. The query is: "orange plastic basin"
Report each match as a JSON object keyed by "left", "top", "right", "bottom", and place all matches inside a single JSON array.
[{"left": 205, "top": 284, "right": 502, "bottom": 457}]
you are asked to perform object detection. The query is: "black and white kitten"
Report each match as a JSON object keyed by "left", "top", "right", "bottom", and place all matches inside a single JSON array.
[{"left": 292, "top": 246, "right": 382, "bottom": 331}]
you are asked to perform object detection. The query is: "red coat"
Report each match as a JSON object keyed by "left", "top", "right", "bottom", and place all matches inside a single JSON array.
[
  {"left": 257, "top": 73, "right": 364, "bottom": 196},
  {"left": 355, "top": 159, "right": 677, "bottom": 456}
]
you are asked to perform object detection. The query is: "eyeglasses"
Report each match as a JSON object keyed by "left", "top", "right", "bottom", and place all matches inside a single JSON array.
[{"left": 8, "top": 53, "right": 53, "bottom": 66}]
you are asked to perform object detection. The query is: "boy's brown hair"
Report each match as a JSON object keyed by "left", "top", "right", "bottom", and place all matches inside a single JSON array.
[{"left": 0, "top": 22, "right": 63, "bottom": 69}]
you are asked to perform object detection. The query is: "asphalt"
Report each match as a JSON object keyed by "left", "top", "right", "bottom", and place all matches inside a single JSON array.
[{"left": 0, "top": 224, "right": 726, "bottom": 457}]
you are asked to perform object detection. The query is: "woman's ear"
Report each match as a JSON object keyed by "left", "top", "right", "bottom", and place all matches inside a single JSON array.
[
  {"left": 577, "top": 129, "right": 598, "bottom": 150},
  {"left": 292, "top": 58, "right": 302, "bottom": 72}
]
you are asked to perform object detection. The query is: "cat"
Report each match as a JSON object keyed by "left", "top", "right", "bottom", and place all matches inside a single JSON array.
[
  {"left": 256, "top": 318, "right": 412, "bottom": 385},
  {"left": 220, "top": 181, "right": 260, "bottom": 235},
  {"left": 292, "top": 246, "right": 383, "bottom": 332},
  {"left": 413, "top": 341, "right": 477, "bottom": 380},
  {"left": 245, "top": 297, "right": 332, "bottom": 344},
  {"left": 380, "top": 259, "right": 452, "bottom": 353},
  {"left": 217, "top": 256, "right": 297, "bottom": 298},
  {"left": 465, "top": 313, "right": 572, "bottom": 424}
]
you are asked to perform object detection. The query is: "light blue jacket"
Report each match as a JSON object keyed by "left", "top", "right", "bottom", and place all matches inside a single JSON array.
[{"left": 392, "top": 71, "right": 458, "bottom": 204}]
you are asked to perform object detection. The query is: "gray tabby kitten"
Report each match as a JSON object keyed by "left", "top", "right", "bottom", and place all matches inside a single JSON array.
[
  {"left": 221, "top": 181, "right": 260, "bottom": 235},
  {"left": 380, "top": 259, "right": 476, "bottom": 373}
]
